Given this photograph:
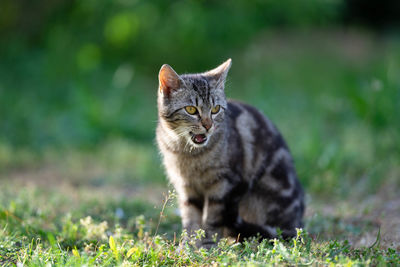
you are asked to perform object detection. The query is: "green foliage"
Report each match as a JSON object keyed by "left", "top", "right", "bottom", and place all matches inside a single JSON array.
[
  {"left": 0, "top": 0, "right": 343, "bottom": 68},
  {"left": 0, "top": 0, "right": 344, "bottom": 148}
]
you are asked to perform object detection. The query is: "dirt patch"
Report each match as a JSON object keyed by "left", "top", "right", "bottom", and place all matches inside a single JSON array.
[
  {"left": 307, "top": 187, "right": 400, "bottom": 250},
  {"left": 0, "top": 166, "right": 167, "bottom": 205}
]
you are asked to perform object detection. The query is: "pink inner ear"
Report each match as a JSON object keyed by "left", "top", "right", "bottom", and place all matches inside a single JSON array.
[
  {"left": 159, "top": 65, "right": 180, "bottom": 95},
  {"left": 161, "top": 76, "right": 178, "bottom": 90}
]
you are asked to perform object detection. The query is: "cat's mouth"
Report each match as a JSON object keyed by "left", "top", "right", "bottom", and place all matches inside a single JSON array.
[{"left": 190, "top": 133, "right": 207, "bottom": 145}]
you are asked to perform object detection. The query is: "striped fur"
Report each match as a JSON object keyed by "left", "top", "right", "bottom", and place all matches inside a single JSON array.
[{"left": 156, "top": 59, "right": 304, "bottom": 247}]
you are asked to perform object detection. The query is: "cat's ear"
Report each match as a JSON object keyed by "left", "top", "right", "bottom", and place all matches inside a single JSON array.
[
  {"left": 159, "top": 64, "right": 183, "bottom": 96},
  {"left": 203, "top": 58, "right": 232, "bottom": 89}
]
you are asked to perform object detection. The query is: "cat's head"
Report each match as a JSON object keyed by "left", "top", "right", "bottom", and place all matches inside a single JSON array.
[{"left": 157, "top": 59, "right": 231, "bottom": 149}]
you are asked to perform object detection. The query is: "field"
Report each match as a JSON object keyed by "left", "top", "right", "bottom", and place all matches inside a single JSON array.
[{"left": 1, "top": 29, "right": 400, "bottom": 265}]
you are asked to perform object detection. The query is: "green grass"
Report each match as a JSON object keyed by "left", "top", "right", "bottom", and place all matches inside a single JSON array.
[
  {"left": 0, "top": 140, "right": 399, "bottom": 266},
  {"left": 1, "top": 29, "right": 400, "bottom": 265},
  {"left": 0, "top": 186, "right": 398, "bottom": 266}
]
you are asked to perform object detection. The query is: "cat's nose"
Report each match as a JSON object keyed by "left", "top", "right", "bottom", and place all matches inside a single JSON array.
[{"left": 201, "top": 118, "right": 212, "bottom": 131}]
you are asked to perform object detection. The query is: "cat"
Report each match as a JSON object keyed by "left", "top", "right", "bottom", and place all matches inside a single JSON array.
[{"left": 156, "top": 59, "right": 304, "bottom": 248}]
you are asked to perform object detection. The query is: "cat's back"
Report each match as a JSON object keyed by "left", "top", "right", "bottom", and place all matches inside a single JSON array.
[
  {"left": 226, "top": 100, "right": 279, "bottom": 137},
  {"left": 226, "top": 100, "right": 292, "bottom": 182}
]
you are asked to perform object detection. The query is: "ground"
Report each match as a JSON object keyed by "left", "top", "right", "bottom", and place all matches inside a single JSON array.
[{"left": 0, "top": 145, "right": 399, "bottom": 265}]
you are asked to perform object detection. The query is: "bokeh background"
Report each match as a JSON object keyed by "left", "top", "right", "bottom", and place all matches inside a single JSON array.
[{"left": 1, "top": 0, "right": 399, "bottom": 249}]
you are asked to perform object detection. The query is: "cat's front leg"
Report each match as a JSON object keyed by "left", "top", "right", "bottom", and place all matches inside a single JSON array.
[
  {"left": 201, "top": 196, "right": 226, "bottom": 248},
  {"left": 201, "top": 176, "right": 246, "bottom": 248},
  {"left": 179, "top": 195, "right": 203, "bottom": 241}
]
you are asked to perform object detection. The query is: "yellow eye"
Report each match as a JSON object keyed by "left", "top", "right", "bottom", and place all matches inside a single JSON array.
[
  {"left": 211, "top": 105, "right": 220, "bottom": 114},
  {"left": 185, "top": 106, "right": 198, "bottom": 115}
]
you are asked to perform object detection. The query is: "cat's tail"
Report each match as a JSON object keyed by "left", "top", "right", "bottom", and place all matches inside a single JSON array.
[{"left": 232, "top": 217, "right": 296, "bottom": 241}]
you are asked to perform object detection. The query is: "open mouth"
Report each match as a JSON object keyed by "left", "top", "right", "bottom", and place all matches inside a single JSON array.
[{"left": 190, "top": 133, "right": 207, "bottom": 145}]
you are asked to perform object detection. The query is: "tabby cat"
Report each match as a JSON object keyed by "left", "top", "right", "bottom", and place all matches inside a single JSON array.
[{"left": 156, "top": 59, "right": 304, "bottom": 247}]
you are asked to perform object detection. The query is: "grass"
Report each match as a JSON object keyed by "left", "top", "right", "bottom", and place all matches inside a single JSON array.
[
  {"left": 0, "top": 139, "right": 399, "bottom": 266},
  {"left": 0, "top": 184, "right": 399, "bottom": 266},
  {"left": 0, "top": 185, "right": 399, "bottom": 266},
  {"left": 1, "top": 29, "right": 400, "bottom": 265}
]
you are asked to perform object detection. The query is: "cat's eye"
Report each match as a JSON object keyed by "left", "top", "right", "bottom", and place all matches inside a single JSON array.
[
  {"left": 211, "top": 105, "right": 220, "bottom": 114},
  {"left": 185, "top": 106, "right": 198, "bottom": 115}
]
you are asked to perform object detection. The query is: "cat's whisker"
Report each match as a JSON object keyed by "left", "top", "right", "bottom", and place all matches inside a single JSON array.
[{"left": 184, "top": 139, "right": 191, "bottom": 152}]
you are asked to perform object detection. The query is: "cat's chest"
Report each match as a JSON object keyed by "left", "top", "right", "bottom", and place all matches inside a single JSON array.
[{"left": 165, "top": 151, "right": 225, "bottom": 191}]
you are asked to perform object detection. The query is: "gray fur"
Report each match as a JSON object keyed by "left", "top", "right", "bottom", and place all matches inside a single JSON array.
[{"left": 156, "top": 59, "right": 304, "bottom": 247}]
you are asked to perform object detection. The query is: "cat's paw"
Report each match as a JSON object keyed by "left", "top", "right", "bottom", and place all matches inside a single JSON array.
[{"left": 200, "top": 240, "right": 217, "bottom": 249}]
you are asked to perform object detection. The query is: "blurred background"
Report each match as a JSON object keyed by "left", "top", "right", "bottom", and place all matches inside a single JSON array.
[{"left": 0, "top": 0, "right": 399, "bottom": 247}]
